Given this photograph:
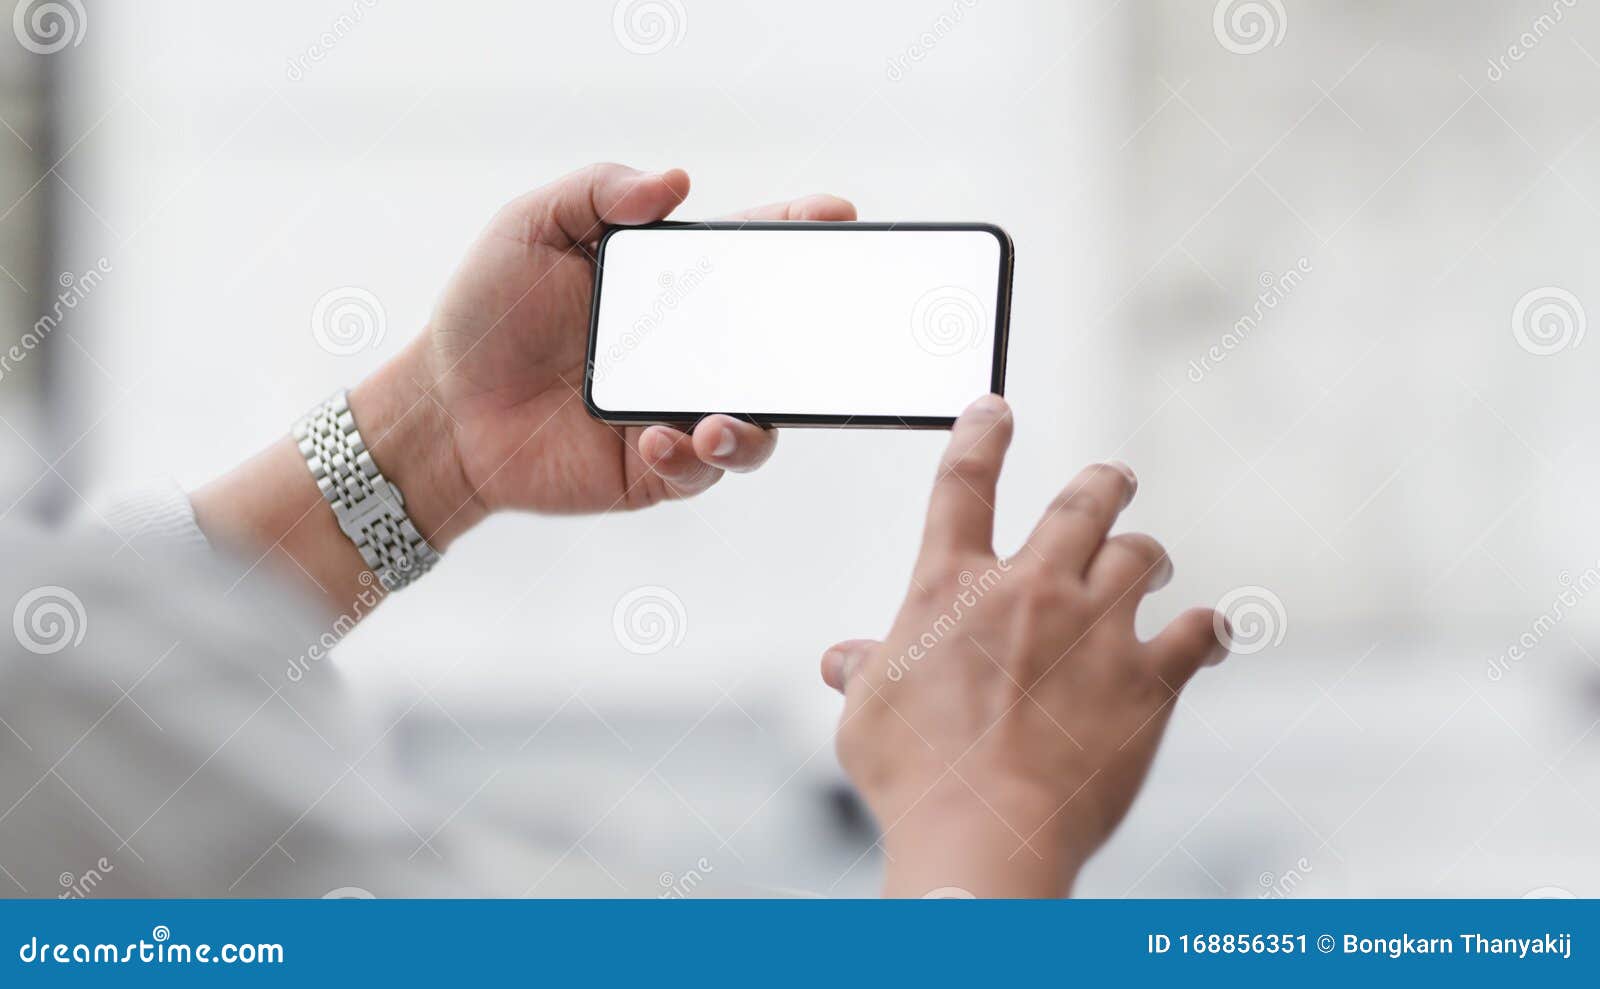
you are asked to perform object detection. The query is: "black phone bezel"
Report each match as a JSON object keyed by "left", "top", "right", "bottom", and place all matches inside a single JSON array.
[{"left": 583, "top": 221, "right": 1013, "bottom": 430}]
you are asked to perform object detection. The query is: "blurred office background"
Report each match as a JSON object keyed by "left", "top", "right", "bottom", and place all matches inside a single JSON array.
[{"left": 3, "top": 0, "right": 1600, "bottom": 896}]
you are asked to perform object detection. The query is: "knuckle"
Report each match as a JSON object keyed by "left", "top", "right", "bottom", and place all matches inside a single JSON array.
[
  {"left": 913, "top": 549, "right": 1007, "bottom": 606},
  {"left": 908, "top": 570, "right": 954, "bottom": 606},
  {"left": 834, "top": 724, "right": 867, "bottom": 776},
  {"left": 905, "top": 574, "right": 942, "bottom": 607},
  {"left": 1007, "top": 552, "right": 1054, "bottom": 584},
  {"left": 1116, "top": 656, "right": 1167, "bottom": 698},
  {"left": 834, "top": 698, "right": 894, "bottom": 776},
  {"left": 651, "top": 454, "right": 694, "bottom": 481},
  {"left": 1011, "top": 578, "right": 1071, "bottom": 621},
  {"left": 1121, "top": 533, "right": 1168, "bottom": 567},
  {"left": 1050, "top": 489, "right": 1105, "bottom": 521},
  {"left": 938, "top": 451, "right": 996, "bottom": 488},
  {"left": 667, "top": 464, "right": 720, "bottom": 495},
  {"left": 626, "top": 479, "right": 666, "bottom": 510},
  {"left": 1070, "top": 590, "right": 1120, "bottom": 630}
]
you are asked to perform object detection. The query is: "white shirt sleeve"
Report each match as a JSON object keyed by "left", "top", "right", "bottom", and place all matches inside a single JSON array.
[
  {"left": 5, "top": 486, "right": 611, "bottom": 897},
  {"left": 80, "top": 478, "right": 209, "bottom": 556}
]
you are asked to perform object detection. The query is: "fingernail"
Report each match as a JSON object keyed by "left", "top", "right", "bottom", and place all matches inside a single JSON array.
[
  {"left": 713, "top": 427, "right": 737, "bottom": 458},
  {"left": 1152, "top": 556, "right": 1174, "bottom": 591},
  {"left": 1107, "top": 460, "right": 1138, "bottom": 503},
  {"left": 966, "top": 394, "right": 1007, "bottom": 420},
  {"left": 823, "top": 648, "right": 854, "bottom": 691},
  {"left": 1207, "top": 616, "right": 1233, "bottom": 666},
  {"left": 840, "top": 649, "right": 862, "bottom": 682}
]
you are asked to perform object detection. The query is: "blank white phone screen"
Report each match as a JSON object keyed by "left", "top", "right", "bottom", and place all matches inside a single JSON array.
[{"left": 590, "top": 227, "right": 1004, "bottom": 420}]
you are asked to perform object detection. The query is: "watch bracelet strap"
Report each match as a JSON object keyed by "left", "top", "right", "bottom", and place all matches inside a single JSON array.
[{"left": 292, "top": 390, "right": 441, "bottom": 591}]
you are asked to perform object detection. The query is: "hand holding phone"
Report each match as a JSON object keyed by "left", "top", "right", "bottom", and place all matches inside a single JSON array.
[{"left": 358, "top": 164, "right": 867, "bottom": 541}]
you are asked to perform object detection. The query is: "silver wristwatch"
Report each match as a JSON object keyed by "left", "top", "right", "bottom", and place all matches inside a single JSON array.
[{"left": 293, "top": 390, "right": 441, "bottom": 591}]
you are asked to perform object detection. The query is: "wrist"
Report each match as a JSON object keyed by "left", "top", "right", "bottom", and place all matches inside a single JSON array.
[
  {"left": 875, "top": 781, "right": 1084, "bottom": 898},
  {"left": 347, "top": 336, "right": 486, "bottom": 551}
]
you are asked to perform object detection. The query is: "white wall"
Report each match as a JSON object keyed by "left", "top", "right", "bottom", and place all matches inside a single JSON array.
[{"left": 1114, "top": 0, "right": 1600, "bottom": 637}]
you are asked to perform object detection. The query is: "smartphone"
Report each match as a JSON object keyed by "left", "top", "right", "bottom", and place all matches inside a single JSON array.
[{"left": 584, "top": 221, "right": 1012, "bottom": 428}]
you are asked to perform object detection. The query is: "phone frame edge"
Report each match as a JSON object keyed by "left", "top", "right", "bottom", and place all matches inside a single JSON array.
[{"left": 583, "top": 220, "right": 1014, "bottom": 431}]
